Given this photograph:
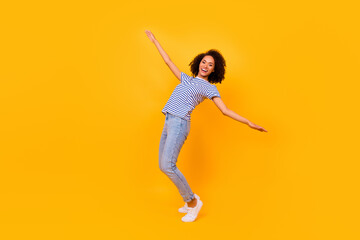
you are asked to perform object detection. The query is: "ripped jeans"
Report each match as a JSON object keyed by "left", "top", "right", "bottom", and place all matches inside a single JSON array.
[{"left": 158, "top": 112, "right": 195, "bottom": 203}]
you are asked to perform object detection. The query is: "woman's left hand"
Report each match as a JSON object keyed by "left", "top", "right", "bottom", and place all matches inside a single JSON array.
[{"left": 248, "top": 122, "right": 268, "bottom": 132}]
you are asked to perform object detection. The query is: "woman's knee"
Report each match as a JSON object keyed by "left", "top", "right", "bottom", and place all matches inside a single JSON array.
[
  {"left": 159, "top": 159, "right": 168, "bottom": 173},
  {"left": 159, "top": 161, "right": 176, "bottom": 175}
]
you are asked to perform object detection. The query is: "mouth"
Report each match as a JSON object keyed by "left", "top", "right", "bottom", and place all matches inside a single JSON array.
[{"left": 201, "top": 68, "right": 208, "bottom": 73}]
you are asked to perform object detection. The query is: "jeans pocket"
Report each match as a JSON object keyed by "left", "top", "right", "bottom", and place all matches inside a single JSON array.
[{"left": 182, "top": 121, "right": 190, "bottom": 139}]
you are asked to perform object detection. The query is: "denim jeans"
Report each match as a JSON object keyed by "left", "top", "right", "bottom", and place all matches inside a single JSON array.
[{"left": 159, "top": 112, "right": 195, "bottom": 203}]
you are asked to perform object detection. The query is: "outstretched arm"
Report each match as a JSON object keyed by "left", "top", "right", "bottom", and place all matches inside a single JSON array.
[
  {"left": 212, "top": 97, "right": 268, "bottom": 132},
  {"left": 145, "top": 30, "right": 181, "bottom": 81}
]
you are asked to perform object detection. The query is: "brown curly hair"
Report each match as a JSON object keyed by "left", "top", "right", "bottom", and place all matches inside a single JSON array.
[{"left": 189, "top": 49, "right": 226, "bottom": 84}]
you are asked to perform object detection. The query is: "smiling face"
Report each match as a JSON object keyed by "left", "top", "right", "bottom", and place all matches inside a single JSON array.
[{"left": 198, "top": 55, "right": 215, "bottom": 79}]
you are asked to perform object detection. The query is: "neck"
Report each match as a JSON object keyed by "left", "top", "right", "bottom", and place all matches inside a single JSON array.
[{"left": 196, "top": 75, "right": 208, "bottom": 81}]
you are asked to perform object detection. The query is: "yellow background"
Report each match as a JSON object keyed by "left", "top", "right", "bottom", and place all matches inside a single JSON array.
[{"left": 1, "top": 0, "right": 359, "bottom": 239}]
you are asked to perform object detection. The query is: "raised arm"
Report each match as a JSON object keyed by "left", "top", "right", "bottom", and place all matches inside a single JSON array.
[
  {"left": 145, "top": 30, "right": 181, "bottom": 81},
  {"left": 212, "top": 97, "right": 268, "bottom": 132}
]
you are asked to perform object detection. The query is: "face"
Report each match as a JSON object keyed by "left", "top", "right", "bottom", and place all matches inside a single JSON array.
[{"left": 198, "top": 55, "right": 215, "bottom": 77}]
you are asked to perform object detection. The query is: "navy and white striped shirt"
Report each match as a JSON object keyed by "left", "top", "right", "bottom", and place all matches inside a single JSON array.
[{"left": 162, "top": 72, "right": 221, "bottom": 121}]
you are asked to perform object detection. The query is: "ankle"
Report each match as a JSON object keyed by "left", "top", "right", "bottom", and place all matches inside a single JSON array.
[{"left": 187, "top": 198, "right": 197, "bottom": 207}]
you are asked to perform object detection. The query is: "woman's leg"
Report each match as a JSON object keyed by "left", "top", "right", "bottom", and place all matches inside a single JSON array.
[
  {"left": 159, "top": 115, "right": 194, "bottom": 203},
  {"left": 158, "top": 121, "right": 167, "bottom": 165}
]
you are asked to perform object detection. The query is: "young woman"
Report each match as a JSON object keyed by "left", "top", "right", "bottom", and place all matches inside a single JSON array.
[{"left": 145, "top": 30, "right": 267, "bottom": 222}]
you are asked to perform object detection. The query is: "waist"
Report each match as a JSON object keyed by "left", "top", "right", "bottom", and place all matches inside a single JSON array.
[{"left": 165, "top": 112, "right": 190, "bottom": 122}]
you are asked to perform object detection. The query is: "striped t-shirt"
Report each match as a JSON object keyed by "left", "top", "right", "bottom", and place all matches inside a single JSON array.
[{"left": 162, "top": 72, "right": 221, "bottom": 121}]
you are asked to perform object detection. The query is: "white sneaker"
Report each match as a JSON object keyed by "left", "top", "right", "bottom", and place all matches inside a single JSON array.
[
  {"left": 178, "top": 194, "right": 200, "bottom": 213},
  {"left": 181, "top": 196, "right": 203, "bottom": 222}
]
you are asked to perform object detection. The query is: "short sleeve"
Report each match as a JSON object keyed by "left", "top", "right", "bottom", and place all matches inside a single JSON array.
[
  {"left": 206, "top": 85, "right": 221, "bottom": 100},
  {"left": 181, "top": 72, "right": 192, "bottom": 84}
]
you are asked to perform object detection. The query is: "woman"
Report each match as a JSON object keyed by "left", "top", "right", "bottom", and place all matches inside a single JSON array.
[{"left": 145, "top": 30, "right": 267, "bottom": 222}]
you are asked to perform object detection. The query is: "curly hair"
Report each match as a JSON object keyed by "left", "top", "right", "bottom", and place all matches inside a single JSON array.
[{"left": 189, "top": 49, "right": 226, "bottom": 84}]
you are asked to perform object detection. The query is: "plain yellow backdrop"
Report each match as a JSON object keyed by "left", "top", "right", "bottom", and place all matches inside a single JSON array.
[{"left": 1, "top": 0, "right": 359, "bottom": 239}]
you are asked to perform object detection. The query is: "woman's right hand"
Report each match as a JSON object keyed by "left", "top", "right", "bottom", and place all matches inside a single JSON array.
[{"left": 145, "top": 30, "right": 156, "bottom": 43}]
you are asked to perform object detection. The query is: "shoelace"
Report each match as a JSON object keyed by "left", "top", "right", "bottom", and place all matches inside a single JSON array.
[
  {"left": 187, "top": 206, "right": 196, "bottom": 213},
  {"left": 184, "top": 209, "right": 196, "bottom": 218}
]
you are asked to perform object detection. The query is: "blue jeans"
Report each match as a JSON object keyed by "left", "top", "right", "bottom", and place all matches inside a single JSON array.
[{"left": 159, "top": 112, "right": 195, "bottom": 203}]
